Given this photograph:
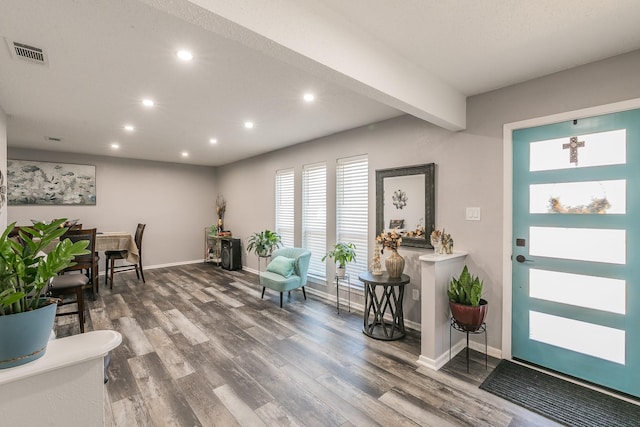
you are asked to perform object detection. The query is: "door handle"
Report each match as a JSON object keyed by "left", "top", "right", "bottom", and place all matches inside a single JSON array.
[{"left": 515, "top": 254, "right": 533, "bottom": 263}]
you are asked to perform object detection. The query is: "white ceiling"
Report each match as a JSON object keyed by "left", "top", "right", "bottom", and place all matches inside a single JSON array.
[{"left": 1, "top": 0, "right": 639, "bottom": 167}]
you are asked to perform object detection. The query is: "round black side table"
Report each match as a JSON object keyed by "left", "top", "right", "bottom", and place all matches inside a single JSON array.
[{"left": 358, "top": 271, "right": 410, "bottom": 341}]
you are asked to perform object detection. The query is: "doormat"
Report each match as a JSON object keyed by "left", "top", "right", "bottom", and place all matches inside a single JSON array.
[{"left": 479, "top": 360, "right": 640, "bottom": 427}]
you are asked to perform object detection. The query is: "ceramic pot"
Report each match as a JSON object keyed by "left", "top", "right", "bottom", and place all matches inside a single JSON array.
[
  {"left": 449, "top": 299, "right": 488, "bottom": 332},
  {"left": 0, "top": 302, "right": 57, "bottom": 369},
  {"left": 385, "top": 249, "right": 405, "bottom": 279},
  {"left": 336, "top": 267, "right": 346, "bottom": 278}
]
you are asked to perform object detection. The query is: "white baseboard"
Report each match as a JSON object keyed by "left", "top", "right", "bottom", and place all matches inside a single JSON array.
[
  {"left": 97, "top": 259, "right": 204, "bottom": 276},
  {"left": 417, "top": 336, "right": 501, "bottom": 371},
  {"left": 417, "top": 340, "right": 464, "bottom": 371},
  {"left": 242, "top": 266, "right": 258, "bottom": 275}
]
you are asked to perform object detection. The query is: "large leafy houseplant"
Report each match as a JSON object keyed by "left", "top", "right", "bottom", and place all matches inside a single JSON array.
[
  {"left": 447, "top": 265, "right": 488, "bottom": 332},
  {"left": 246, "top": 230, "right": 282, "bottom": 257},
  {"left": 0, "top": 219, "right": 90, "bottom": 316},
  {"left": 322, "top": 242, "right": 357, "bottom": 277}
]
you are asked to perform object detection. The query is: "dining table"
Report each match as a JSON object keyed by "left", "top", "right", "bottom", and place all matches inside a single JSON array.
[
  {"left": 95, "top": 232, "right": 138, "bottom": 263},
  {"left": 38, "top": 231, "right": 138, "bottom": 263}
]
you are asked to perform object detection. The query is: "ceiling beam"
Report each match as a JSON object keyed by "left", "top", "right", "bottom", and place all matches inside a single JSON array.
[{"left": 142, "top": 0, "right": 466, "bottom": 131}]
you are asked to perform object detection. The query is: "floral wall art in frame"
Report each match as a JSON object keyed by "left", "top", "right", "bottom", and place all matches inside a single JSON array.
[{"left": 7, "top": 160, "right": 96, "bottom": 205}]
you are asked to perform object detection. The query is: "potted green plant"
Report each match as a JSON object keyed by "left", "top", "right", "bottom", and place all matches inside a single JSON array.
[
  {"left": 322, "top": 242, "right": 357, "bottom": 278},
  {"left": 0, "top": 219, "right": 90, "bottom": 369},
  {"left": 246, "top": 230, "right": 282, "bottom": 257},
  {"left": 447, "top": 265, "right": 488, "bottom": 332}
]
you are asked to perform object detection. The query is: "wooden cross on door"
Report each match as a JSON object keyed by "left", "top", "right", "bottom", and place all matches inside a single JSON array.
[{"left": 563, "top": 136, "right": 585, "bottom": 165}]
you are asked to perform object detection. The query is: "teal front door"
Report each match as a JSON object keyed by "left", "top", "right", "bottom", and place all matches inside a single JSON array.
[{"left": 512, "top": 108, "right": 640, "bottom": 397}]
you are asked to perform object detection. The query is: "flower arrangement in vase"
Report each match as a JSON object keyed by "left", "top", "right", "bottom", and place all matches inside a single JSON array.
[
  {"left": 216, "top": 194, "right": 226, "bottom": 231},
  {"left": 376, "top": 229, "right": 404, "bottom": 278},
  {"left": 376, "top": 229, "right": 402, "bottom": 253}
]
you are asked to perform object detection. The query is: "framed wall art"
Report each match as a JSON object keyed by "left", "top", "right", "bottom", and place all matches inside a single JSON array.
[{"left": 7, "top": 160, "right": 96, "bottom": 205}]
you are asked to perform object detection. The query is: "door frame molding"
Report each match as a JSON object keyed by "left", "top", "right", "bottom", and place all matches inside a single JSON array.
[{"left": 501, "top": 97, "right": 640, "bottom": 359}]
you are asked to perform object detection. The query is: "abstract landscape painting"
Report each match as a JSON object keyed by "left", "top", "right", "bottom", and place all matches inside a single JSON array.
[{"left": 7, "top": 160, "right": 96, "bottom": 205}]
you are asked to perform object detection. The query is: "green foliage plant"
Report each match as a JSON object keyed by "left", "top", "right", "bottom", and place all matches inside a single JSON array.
[
  {"left": 247, "top": 230, "right": 282, "bottom": 256},
  {"left": 0, "top": 219, "right": 90, "bottom": 316},
  {"left": 322, "top": 242, "right": 357, "bottom": 268},
  {"left": 447, "top": 265, "right": 483, "bottom": 306}
]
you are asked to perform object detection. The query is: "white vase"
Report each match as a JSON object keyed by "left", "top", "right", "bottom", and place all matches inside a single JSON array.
[{"left": 430, "top": 237, "right": 441, "bottom": 255}]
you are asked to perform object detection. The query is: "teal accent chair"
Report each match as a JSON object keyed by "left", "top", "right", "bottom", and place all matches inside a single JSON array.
[{"left": 260, "top": 247, "right": 311, "bottom": 307}]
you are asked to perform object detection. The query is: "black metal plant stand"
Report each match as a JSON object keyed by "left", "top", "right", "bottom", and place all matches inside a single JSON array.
[
  {"left": 449, "top": 317, "right": 487, "bottom": 373},
  {"left": 335, "top": 273, "right": 350, "bottom": 314}
]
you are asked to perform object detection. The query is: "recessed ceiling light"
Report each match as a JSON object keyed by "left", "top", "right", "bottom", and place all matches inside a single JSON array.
[
  {"left": 209, "top": 138, "right": 218, "bottom": 144},
  {"left": 303, "top": 93, "right": 315, "bottom": 102},
  {"left": 176, "top": 50, "right": 193, "bottom": 61},
  {"left": 181, "top": 151, "right": 189, "bottom": 157},
  {"left": 142, "top": 99, "right": 154, "bottom": 107},
  {"left": 111, "top": 143, "right": 120, "bottom": 149},
  {"left": 244, "top": 121, "right": 254, "bottom": 129},
  {"left": 124, "top": 125, "right": 134, "bottom": 132}
]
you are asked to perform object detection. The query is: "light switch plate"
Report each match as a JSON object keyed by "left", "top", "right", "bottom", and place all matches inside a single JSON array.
[{"left": 466, "top": 207, "right": 481, "bottom": 221}]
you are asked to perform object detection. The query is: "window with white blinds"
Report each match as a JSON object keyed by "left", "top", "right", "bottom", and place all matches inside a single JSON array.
[
  {"left": 337, "top": 155, "right": 368, "bottom": 285},
  {"left": 302, "top": 162, "right": 327, "bottom": 279},
  {"left": 275, "top": 168, "right": 294, "bottom": 248}
]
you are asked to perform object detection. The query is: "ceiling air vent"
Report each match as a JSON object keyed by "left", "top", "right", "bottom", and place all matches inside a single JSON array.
[{"left": 6, "top": 39, "right": 48, "bottom": 65}]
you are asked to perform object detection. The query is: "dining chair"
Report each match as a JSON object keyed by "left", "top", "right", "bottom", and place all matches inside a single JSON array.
[
  {"left": 47, "top": 228, "right": 97, "bottom": 333},
  {"left": 105, "top": 223, "right": 146, "bottom": 289}
]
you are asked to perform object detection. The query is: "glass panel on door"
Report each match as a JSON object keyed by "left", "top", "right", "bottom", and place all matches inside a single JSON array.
[
  {"left": 529, "top": 311, "right": 625, "bottom": 364},
  {"left": 529, "top": 129, "right": 626, "bottom": 171},
  {"left": 529, "top": 269, "right": 626, "bottom": 314},
  {"left": 529, "top": 226, "right": 626, "bottom": 264},
  {"left": 529, "top": 180, "right": 626, "bottom": 214}
]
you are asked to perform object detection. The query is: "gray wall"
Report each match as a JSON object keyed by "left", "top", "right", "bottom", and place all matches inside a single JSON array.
[
  {"left": 7, "top": 149, "right": 217, "bottom": 267},
  {"left": 217, "top": 49, "right": 640, "bottom": 349}
]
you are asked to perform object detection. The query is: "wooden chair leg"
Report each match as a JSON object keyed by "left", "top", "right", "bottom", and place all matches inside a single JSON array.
[
  {"left": 302, "top": 286, "right": 307, "bottom": 300},
  {"left": 109, "top": 258, "right": 115, "bottom": 289},
  {"left": 104, "top": 256, "right": 109, "bottom": 286},
  {"left": 76, "top": 287, "right": 85, "bottom": 333},
  {"left": 95, "top": 259, "right": 99, "bottom": 295},
  {"left": 91, "top": 264, "right": 97, "bottom": 301},
  {"left": 261, "top": 287, "right": 266, "bottom": 299},
  {"left": 139, "top": 262, "right": 145, "bottom": 283}
]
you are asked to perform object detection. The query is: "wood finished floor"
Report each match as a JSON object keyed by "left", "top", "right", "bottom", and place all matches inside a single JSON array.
[{"left": 55, "top": 263, "right": 560, "bottom": 427}]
